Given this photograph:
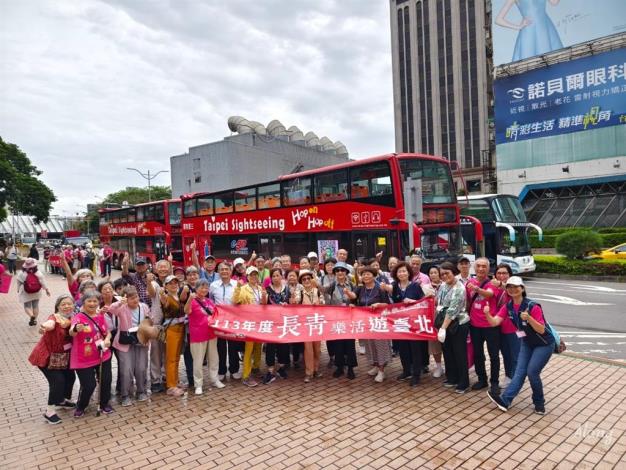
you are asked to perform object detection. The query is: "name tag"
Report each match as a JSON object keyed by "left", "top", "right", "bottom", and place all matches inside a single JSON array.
[
  {"left": 516, "top": 330, "right": 526, "bottom": 338},
  {"left": 63, "top": 343, "right": 72, "bottom": 351}
]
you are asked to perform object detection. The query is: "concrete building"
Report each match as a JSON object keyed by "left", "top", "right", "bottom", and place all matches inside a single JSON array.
[
  {"left": 170, "top": 117, "right": 350, "bottom": 198},
  {"left": 389, "top": 0, "right": 495, "bottom": 193},
  {"left": 494, "top": 34, "right": 626, "bottom": 228}
]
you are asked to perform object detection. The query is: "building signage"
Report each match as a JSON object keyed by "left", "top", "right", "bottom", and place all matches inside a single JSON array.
[
  {"left": 494, "top": 48, "right": 626, "bottom": 144},
  {"left": 100, "top": 221, "right": 165, "bottom": 237}
]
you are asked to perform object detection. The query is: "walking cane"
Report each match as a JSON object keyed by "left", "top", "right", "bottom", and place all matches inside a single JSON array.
[{"left": 96, "top": 345, "right": 104, "bottom": 417}]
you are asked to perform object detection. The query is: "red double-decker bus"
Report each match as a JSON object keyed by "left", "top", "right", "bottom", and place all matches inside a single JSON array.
[
  {"left": 98, "top": 199, "right": 183, "bottom": 268},
  {"left": 180, "top": 153, "right": 461, "bottom": 267}
]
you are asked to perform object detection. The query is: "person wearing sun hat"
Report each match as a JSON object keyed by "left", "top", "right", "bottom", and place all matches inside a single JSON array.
[
  {"left": 159, "top": 274, "right": 186, "bottom": 396},
  {"left": 233, "top": 266, "right": 267, "bottom": 387},
  {"left": 17, "top": 257, "right": 50, "bottom": 326},
  {"left": 487, "top": 276, "right": 555, "bottom": 416}
]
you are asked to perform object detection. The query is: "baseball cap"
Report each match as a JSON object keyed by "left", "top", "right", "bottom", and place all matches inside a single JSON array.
[
  {"left": 307, "top": 251, "right": 319, "bottom": 259},
  {"left": 205, "top": 254, "right": 216, "bottom": 261},
  {"left": 246, "top": 266, "right": 259, "bottom": 276},
  {"left": 458, "top": 256, "right": 471, "bottom": 264},
  {"left": 233, "top": 257, "right": 245, "bottom": 266},
  {"left": 506, "top": 276, "right": 525, "bottom": 287},
  {"left": 164, "top": 275, "right": 179, "bottom": 285},
  {"left": 135, "top": 256, "right": 147, "bottom": 265}
]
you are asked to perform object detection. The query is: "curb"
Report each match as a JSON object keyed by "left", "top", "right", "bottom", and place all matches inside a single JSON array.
[
  {"left": 526, "top": 272, "right": 626, "bottom": 283},
  {"left": 562, "top": 351, "right": 626, "bottom": 368}
]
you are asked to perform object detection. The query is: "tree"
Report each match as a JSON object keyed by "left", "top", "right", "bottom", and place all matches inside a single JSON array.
[
  {"left": 102, "top": 186, "right": 172, "bottom": 206},
  {"left": 555, "top": 229, "right": 603, "bottom": 259},
  {"left": 0, "top": 137, "right": 56, "bottom": 223}
]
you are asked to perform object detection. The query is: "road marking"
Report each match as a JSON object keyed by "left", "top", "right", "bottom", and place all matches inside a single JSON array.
[
  {"left": 559, "top": 334, "right": 626, "bottom": 338},
  {"left": 526, "top": 280, "right": 626, "bottom": 293},
  {"left": 531, "top": 294, "right": 612, "bottom": 306}
]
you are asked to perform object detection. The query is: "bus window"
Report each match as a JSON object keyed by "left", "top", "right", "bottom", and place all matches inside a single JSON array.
[
  {"left": 491, "top": 197, "right": 527, "bottom": 223},
  {"left": 136, "top": 206, "right": 144, "bottom": 221},
  {"left": 419, "top": 227, "right": 461, "bottom": 259},
  {"left": 349, "top": 162, "right": 393, "bottom": 204},
  {"left": 214, "top": 192, "right": 234, "bottom": 214},
  {"left": 197, "top": 197, "right": 213, "bottom": 216},
  {"left": 283, "top": 178, "right": 312, "bottom": 206},
  {"left": 168, "top": 201, "right": 181, "bottom": 225},
  {"left": 399, "top": 159, "right": 455, "bottom": 204},
  {"left": 183, "top": 199, "right": 197, "bottom": 217},
  {"left": 154, "top": 203, "right": 164, "bottom": 222},
  {"left": 258, "top": 183, "right": 281, "bottom": 209},
  {"left": 127, "top": 208, "right": 136, "bottom": 223},
  {"left": 463, "top": 199, "right": 493, "bottom": 221},
  {"left": 112, "top": 212, "right": 120, "bottom": 223},
  {"left": 119, "top": 210, "right": 128, "bottom": 223},
  {"left": 235, "top": 188, "right": 257, "bottom": 212},
  {"left": 314, "top": 170, "right": 348, "bottom": 203}
]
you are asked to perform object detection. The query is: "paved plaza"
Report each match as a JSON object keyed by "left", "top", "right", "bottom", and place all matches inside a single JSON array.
[{"left": 0, "top": 270, "right": 625, "bottom": 469}]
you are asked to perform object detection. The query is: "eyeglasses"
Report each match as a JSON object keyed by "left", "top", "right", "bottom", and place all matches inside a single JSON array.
[
  {"left": 301, "top": 276, "right": 312, "bottom": 281},
  {"left": 496, "top": 271, "right": 509, "bottom": 275}
]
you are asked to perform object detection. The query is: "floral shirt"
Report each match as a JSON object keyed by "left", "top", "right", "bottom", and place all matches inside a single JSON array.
[{"left": 436, "top": 281, "right": 469, "bottom": 325}]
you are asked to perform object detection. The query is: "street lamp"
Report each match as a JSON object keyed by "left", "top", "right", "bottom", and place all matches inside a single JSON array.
[{"left": 126, "top": 168, "right": 169, "bottom": 202}]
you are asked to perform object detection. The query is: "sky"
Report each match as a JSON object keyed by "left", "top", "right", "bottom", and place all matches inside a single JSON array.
[{"left": 0, "top": 0, "right": 395, "bottom": 218}]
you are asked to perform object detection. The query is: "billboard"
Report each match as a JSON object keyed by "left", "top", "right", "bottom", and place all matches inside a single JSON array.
[
  {"left": 494, "top": 47, "right": 626, "bottom": 145},
  {"left": 492, "top": 0, "right": 626, "bottom": 66}
]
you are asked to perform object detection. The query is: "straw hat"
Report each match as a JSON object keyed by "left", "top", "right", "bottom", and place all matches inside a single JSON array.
[
  {"left": 137, "top": 318, "right": 163, "bottom": 345},
  {"left": 22, "top": 258, "right": 37, "bottom": 270}
]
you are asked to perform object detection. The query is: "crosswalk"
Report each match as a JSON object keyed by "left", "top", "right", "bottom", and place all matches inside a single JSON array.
[{"left": 557, "top": 331, "right": 626, "bottom": 361}]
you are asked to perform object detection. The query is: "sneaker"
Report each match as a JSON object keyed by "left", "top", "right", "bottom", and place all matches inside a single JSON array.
[
  {"left": 195, "top": 387, "right": 203, "bottom": 395},
  {"left": 374, "top": 371, "right": 385, "bottom": 383},
  {"left": 502, "top": 376, "right": 512, "bottom": 388},
  {"left": 472, "top": 381, "right": 488, "bottom": 391},
  {"left": 101, "top": 405, "right": 114, "bottom": 415},
  {"left": 121, "top": 397, "right": 133, "bottom": 407},
  {"left": 166, "top": 387, "right": 184, "bottom": 397},
  {"left": 151, "top": 383, "right": 165, "bottom": 393},
  {"left": 304, "top": 375, "right": 312, "bottom": 383},
  {"left": 231, "top": 371, "right": 242, "bottom": 380},
  {"left": 410, "top": 377, "right": 420, "bottom": 387},
  {"left": 262, "top": 372, "right": 276, "bottom": 385},
  {"left": 332, "top": 368, "right": 344, "bottom": 378},
  {"left": 218, "top": 374, "right": 226, "bottom": 381},
  {"left": 73, "top": 409, "right": 85, "bottom": 418},
  {"left": 44, "top": 413, "right": 62, "bottom": 425},
  {"left": 57, "top": 400, "right": 76, "bottom": 408},
  {"left": 136, "top": 393, "right": 149, "bottom": 402},
  {"left": 212, "top": 380, "right": 225, "bottom": 389},
  {"left": 396, "top": 372, "right": 412, "bottom": 382},
  {"left": 443, "top": 381, "right": 457, "bottom": 388},
  {"left": 534, "top": 405, "right": 546, "bottom": 415},
  {"left": 313, "top": 370, "right": 323, "bottom": 379},
  {"left": 367, "top": 367, "right": 379, "bottom": 376},
  {"left": 455, "top": 387, "right": 470, "bottom": 394},
  {"left": 28, "top": 317, "right": 36, "bottom": 326},
  {"left": 487, "top": 390, "right": 509, "bottom": 412},
  {"left": 243, "top": 377, "right": 258, "bottom": 387},
  {"left": 327, "top": 358, "right": 334, "bottom": 368},
  {"left": 432, "top": 364, "right": 444, "bottom": 378},
  {"left": 347, "top": 368, "right": 355, "bottom": 380},
  {"left": 277, "top": 367, "right": 288, "bottom": 379}
]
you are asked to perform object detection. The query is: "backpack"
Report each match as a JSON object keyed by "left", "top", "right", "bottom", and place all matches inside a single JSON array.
[
  {"left": 507, "top": 299, "right": 566, "bottom": 354},
  {"left": 24, "top": 271, "right": 42, "bottom": 294}
]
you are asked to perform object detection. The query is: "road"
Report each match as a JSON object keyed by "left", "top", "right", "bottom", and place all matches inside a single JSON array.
[{"left": 524, "top": 277, "right": 626, "bottom": 361}]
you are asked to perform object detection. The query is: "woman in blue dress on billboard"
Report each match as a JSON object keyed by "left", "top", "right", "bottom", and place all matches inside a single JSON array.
[{"left": 496, "top": 0, "right": 563, "bottom": 62}]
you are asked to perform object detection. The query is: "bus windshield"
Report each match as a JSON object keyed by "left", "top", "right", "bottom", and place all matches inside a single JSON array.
[
  {"left": 498, "top": 226, "right": 532, "bottom": 256},
  {"left": 399, "top": 159, "right": 456, "bottom": 204},
  {"left": 420, "top": 227, "right": 461, "bottom": 258},
  {"left": 491, "top": 196, "right": 527, "bottom": 223}
]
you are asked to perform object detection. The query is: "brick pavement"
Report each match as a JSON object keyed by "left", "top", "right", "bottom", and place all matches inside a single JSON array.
[{"left": 0, "top": 269, "right": 625, "bottom": 469}]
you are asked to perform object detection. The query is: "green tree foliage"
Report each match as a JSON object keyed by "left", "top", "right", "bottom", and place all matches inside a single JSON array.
[
  {"left": 102, "top": 186, "right": 172, "bottom": 205},
  {"left": 0, "top": 137, "right": 56, "bottom": 223},
  {"left": 555, "top": 230, "right": 603, "bottom": 259}
]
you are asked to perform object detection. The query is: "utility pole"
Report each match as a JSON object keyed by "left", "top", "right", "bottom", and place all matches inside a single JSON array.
[{"left": 126, "top": 168, "right": 169, "bottom": 202}]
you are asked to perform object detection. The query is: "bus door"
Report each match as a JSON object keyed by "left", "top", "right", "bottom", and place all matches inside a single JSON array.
[
  {"left": 259, "top": 235, "right": 283, "bottom": 260},
  {"left": 352, "top": 231, "right": 391, "bottom": 264}
]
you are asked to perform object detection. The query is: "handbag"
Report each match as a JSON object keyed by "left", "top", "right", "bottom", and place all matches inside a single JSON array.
[
  {"left": 118, "top": 306, "right": 143, "bottom": 345},
  {"left": 48, "top": 351, "right": 70, "bottom": 370}
]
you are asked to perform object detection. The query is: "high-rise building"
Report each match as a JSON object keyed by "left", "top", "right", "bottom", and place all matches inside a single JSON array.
[{"left": 389, "top": 0, "right": 495, "bottom": 193}]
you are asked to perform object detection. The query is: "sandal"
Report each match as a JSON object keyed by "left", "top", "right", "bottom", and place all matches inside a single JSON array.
[
  {"left": 304, "top": 375, "right": 312, "bottom": 383},
  {"left": 166, "top": 387, "right": 185, "bottom": 397}
]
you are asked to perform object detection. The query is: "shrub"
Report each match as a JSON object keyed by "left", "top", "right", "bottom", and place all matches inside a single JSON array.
[
  {"left": 601, "top": 233, "right": 626, "bottom": 247},
  {"left": 555, "top": 230, "right": 603, "bottom": 259},
  {"left": 534, "top": 255, "right": 626, "bottom": 276}
]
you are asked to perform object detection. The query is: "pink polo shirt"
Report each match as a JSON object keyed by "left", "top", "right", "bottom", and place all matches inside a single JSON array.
[
  {"left": 70, "top": 312, "right": 111, "bottom": 369},
  {"left": 188, "top": 297, "right": 217, "bottom": 343},
  {"left": 466, "top": 277, "right": 498, "bottom": 328},
  {"left": 496, "top": 302, "right": 545, "bottom": 335}
]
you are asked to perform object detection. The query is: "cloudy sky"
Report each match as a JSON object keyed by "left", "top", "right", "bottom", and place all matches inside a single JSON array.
[{"left": 1, "top": 0, "right": 394, "bottom": 217}]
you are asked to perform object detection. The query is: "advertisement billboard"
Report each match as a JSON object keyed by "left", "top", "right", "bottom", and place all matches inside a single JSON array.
[
  {"left": 492, "top": 0, "right": 626, "bottom": 66},
  {"left": 494, "top": 47, "right": 626, "bottom": 145}
]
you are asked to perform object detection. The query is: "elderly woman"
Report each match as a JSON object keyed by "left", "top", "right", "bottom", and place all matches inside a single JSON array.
[
  {"left": 346, "top": 266, "right": 391, "bottom": 383},
  {"left": 17, "top": 258, "right": 50, "bottom": 325},
  {"left": 106, "top": 286, "right": 152, "bottom": 407},
  {"left": 184, "top": 279, "right": 223, "bottom": 394},
  {"left": 436, "top": 261, "right": 470, "bottom": 394},
  {"left": 70, "top": 291, "right": 113, "bottom": 417},
  {"left": 61, "top": 256, "right": 94, "bottom": 301},
  {"left": 99, "top": 280, "right": 122, "bottom": 395},
  {"left": 28, "top": 295, "right": 77, "bottom": 424},
  {"left": 263, "top": 268, "right": 291, "bottom": 383},
  {"left": 487, "top": 276, "right": 554, "bottom": 415},
  {"left": 159, "top": 275, "right": 186, "bottom": 396}
]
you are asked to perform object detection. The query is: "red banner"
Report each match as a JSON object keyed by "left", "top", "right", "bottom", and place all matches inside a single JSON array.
[{"left": 209, "top": 298, "right": 436, "bottom": 343}]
